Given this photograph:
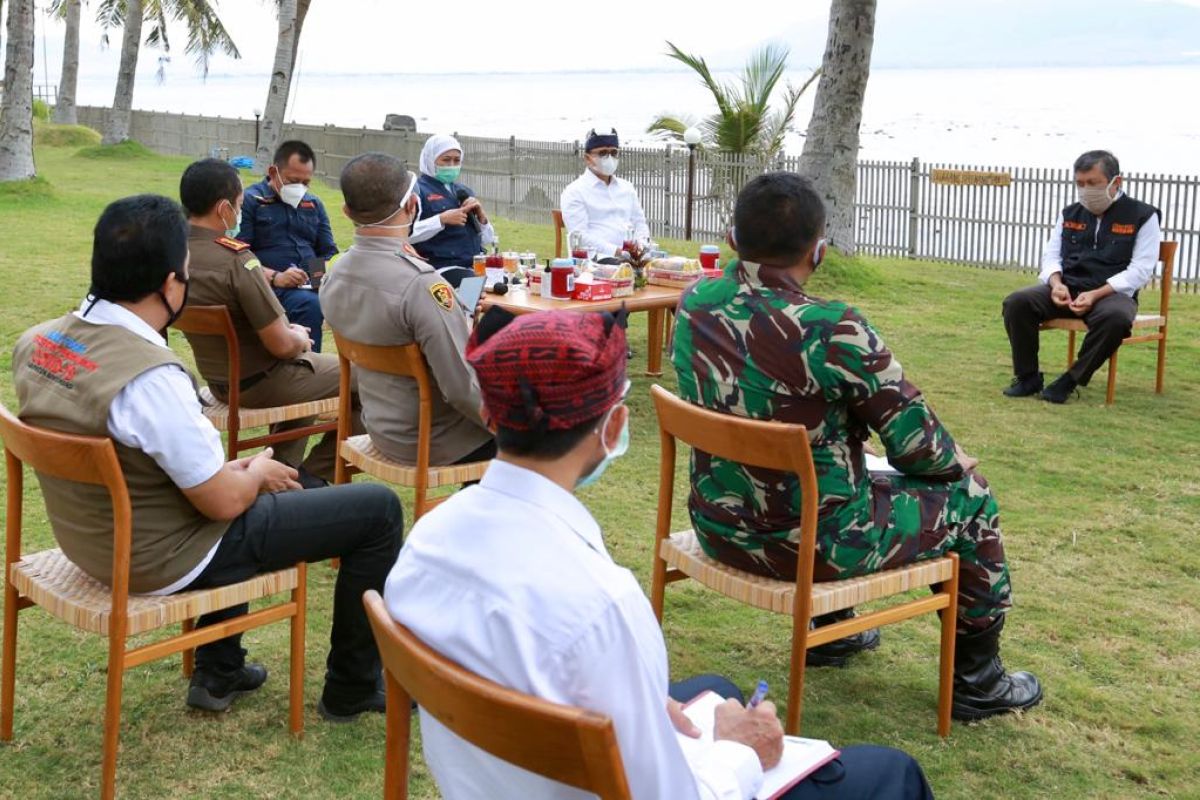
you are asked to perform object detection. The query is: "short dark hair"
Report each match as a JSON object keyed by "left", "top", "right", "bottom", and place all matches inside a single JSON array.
[
  {"left": 90, "top": 195, "right": 188, "bottom": 303},
  {"left": 179, "top": 158, "right": 242, "bottom": 216},
  {"left": 496, "top": 414, "right": 601, "bottom": 459},
  {"left": 1073, "top": 150, "right": 1120, "bottom": 181},
  {"left": 340, "top": 152, "right": 412, "bottom": 224},
  {"left": 273, "top": 140, "right": 316, "bottom": 169},
  {"left": 733, "top": 172, "right": 826, "bottom": 264}
]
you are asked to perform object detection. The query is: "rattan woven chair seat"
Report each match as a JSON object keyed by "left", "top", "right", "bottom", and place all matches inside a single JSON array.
[
  {"left": 660, "top": 530, "right": 956, "bottom": 618},
  {"left": 197, "top": 386, "right": 339, "bottom": 430},
  {"left": 9, "top": 548, "right": 299, "bottom": 636},
  {"left": 339, "top": 434, "right": 490, "bottom": 488}
]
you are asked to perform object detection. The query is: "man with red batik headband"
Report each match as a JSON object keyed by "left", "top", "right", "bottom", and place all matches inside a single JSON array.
[{"left": 382, "top": 308, "right": 932, "bottom": 800}]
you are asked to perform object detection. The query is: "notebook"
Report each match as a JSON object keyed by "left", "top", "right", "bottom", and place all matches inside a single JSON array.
[
  {"left": 676, "top": 691, "right": 840, "bottom": 800},
  {"left": 865, "top": 453, "right": 900, "bottom": 475}
]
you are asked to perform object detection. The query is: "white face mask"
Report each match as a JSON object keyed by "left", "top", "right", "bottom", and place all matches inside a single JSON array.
[
  {"left": 354, "top": 171, "right": 420, "bottom": 234},
  {"left": 593, "top": 155, "right": 618, "bottom": 178},
  {"left": 279, "top": 182, "right": 307, "bottom": 208}
]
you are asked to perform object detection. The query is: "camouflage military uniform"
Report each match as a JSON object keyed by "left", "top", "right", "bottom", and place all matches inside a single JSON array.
[{"left": 672, "top": 260, "right": 1011, "bottom": 629}]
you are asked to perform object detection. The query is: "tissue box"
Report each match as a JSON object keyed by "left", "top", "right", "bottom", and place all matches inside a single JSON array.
[{"left": 572, "top": 281, "right": 614, "bottom": 301}]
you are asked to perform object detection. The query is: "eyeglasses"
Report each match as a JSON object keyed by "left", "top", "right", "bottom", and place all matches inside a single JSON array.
[{"left": 590, "top": 149, "right": 620, "bottom": 158}]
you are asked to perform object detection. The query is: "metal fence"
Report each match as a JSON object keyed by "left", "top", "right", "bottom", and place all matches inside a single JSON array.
[{"left": 74, "top": 106, "right": 1200, "bottom": 291}]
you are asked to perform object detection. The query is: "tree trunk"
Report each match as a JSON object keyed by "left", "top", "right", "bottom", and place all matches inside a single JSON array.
[
  {"left": 52, "top": 0, "right": 80, "bottom": 124},
  {"left": 103, "top": 0, "right": 143, "bottom": 145},
  {"left": 256, "top": 0, "right": 298, "bottom": 172},
  {"left": 797, "top": 0, "right": 876, "bottom": 254},
  {"left": 0, "top": 0, "right": 36, "bottom": 181},
  {"left": 288, "top": 0, "right": 310, "bottom": 80}
]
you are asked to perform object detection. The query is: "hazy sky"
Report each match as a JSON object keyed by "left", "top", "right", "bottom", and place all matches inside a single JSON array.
[{"left": 22, "top": 0, "right": 1200, "bottom": 87}]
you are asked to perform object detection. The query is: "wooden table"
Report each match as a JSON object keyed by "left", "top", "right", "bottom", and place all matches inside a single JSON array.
[{"left": 480, "top": 284, "right": 683, "bottom": 375}]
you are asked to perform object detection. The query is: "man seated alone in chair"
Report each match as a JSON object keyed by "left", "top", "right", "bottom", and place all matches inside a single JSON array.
[
  {"left": 384, "top": 308, "right": 934, "bottom": 799},
  {"left": 12, "top": 195, "right": 402, "bottom": 722},
  {"left": 179, "top": 157, "right": 351, "bottom": 487},
  {"left": 672, "top": 172, "right": 1042, "bottom": 722},
  {"left": 1001, "top": 149, "right": 1162, "bottom": 403},
  {"left": 321, "top": 152, "right": 495, "bottom": 467}
]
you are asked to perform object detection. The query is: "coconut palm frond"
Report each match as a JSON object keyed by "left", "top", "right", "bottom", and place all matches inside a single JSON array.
[
  {"left": 665, "top": 41, "right": 734, "bottom": 119},
  {"left": 94, "top": 0, "right": 123, "bottom": 29},
  {"left": 741, "top": 42, "right": 790, "bottom": 117},
  {"left": 173, "top": 0, "right": 241, "bottom": 77},
  {"left": 646, "top": 113, "right": 704, "bottom": 145},
  {"left": 759, "top": 67, "right": 820, "bottom": 156}
]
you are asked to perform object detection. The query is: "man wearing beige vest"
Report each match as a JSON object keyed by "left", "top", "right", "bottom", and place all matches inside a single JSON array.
[
  {"left": 178, "top": 158, "right": 350, "bottom": 486},
  {"left": 321, "top": 152, "right": 495, "bottom": 466},
  {"left": 12, "top": 195, "right": 403, "bottom": 722}
]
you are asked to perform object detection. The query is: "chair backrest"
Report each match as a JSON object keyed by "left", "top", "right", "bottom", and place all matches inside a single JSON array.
[
  {"left": 362, "top": 590, "right": 632, "bottom": 800},
  {"left": 1156, "top": 240, "right": 1177, "bottom": 319},
  {"left": 650, "top": 384, "right": 821, "bottom": 600},
  {"left": 0, "top": 402, "right": 135, "bottom": 623},
  {"left": 552, "top": 209, "right": 565, "bottom": 258},
  {"left": 174, "top": 305, "right": 243, "bottom": 427},
  {"left": 330, "top": 332, "right": 435, "bottom": 483}
]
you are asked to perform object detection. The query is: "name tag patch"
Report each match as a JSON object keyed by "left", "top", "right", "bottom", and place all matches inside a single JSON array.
[
  {"left": 1111, "top": 223, "right": 1135, "bottom": 235},
  {"left": 1063, "top": 221, "right": 1088, "bottom": 232}
]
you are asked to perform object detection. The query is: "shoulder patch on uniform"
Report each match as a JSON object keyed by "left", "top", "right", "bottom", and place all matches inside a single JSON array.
[
  {"left": 243, "top": 258, "right": 261, "bottom": 271},
  {"left": 216, "top": 236, "right": 251, "bottom": 252},
  {"left": 1063, "top": 220, "right": 1088, "bottom": 232},
  {"left": 429, "top": 282, "right": 455, "bottom": 312}
]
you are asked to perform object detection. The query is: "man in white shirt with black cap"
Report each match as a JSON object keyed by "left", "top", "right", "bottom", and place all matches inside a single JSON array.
[
  {"left": 383, "top": 307, "right": 933, "bottom": 800},
  {"left": 560, "top": 128, "right": 651, "bottom": 257}
]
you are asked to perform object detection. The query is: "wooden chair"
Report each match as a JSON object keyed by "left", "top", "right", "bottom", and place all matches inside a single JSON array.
[
  {"left": 0, "top": 403, "right": 306, "bottom": 800},
  {"left": 552, "top": 209, "right": 565, "bottom": 258},
  {"left": 648, "top": 385, "right": 959, "bottom": 737},
  {"left": 1040, "top": 240, "right": 1177, "bottom": 405},
  {"left": 332, "top": 333, "right": 490, "bottom": 521},
  {"left": 362, "top": 590, "right": 632, "bottom": 800},
  {"left": 174, "top": 304, "right": 339, "bottom": 461}
]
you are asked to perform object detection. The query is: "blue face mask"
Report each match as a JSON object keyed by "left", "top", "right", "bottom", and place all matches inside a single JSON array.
[{"left": 576, "top": 405, "right": 630, "bottom": 490}]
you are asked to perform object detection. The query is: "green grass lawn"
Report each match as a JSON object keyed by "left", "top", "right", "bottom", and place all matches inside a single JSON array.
[{"left": 1, "top": 142, "right": 1198, "bottom": 799}]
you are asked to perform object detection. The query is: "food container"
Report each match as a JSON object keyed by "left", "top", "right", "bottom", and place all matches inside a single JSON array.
[
  {"left": 550, "top": 258, "right": 576, "bottom": 299},
  {"left": 472, "top": 254, "right": 487, "bottom": 276},
  {"left": 647, "top": 257, "right": 722, "bottom": 288},
  {"left": 503, "top": 251, "right": 520, "bottom": 272},
  {"left": 699, "top": 245, "right": 721, "bottom": 270}
]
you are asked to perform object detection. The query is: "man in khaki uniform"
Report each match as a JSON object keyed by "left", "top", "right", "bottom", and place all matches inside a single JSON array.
[
  {"left": 179, "top": 158, "right": 350, "bottom": 483},
  {"left": 321, "top": 152, "right": 494, "bottom": 466},
  {"left": 12, "top": 194, "right": 402, "bottom": 721}
]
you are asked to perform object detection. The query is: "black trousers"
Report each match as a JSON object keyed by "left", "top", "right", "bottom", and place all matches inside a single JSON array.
[
  {"left": 1002, "top": 283, "right": 1137, "bottom": 385},
  {"left": 667, "top": 675, "right": 934, "bottom": 800},
  {"left": 187, "top": 483, "right": 403, "bottom": 705}
]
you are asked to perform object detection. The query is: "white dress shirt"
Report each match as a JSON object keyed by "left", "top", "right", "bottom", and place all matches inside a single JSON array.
[
  {"left": 1039, "top": 193, "right": 1162, "bottom": 297},
  {"left": 384, "top": 459, "right": 763, "bottom": 800},
  {"left": 75, "top": 298, "right": 225, "bottom": 594},
  {"left": 560, "top": 169, "right": 651, "bottom": 257}
]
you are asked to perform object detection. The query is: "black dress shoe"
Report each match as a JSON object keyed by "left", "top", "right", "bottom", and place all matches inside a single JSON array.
[
  {"left": 317, "top": 689, "right": 387, "bottom": 723},
  {"left": 295, "top": 465, "right": 331, "bottom": 490},
  {"left": 1040, "top": 373, "right": 1078, "bottom": 404},
  {"left": 806, "top": 609, "right": 881, "bottom": 667},
  {"left": 186, "top": 663, "right": 268, "bottom": 712},
  {"left": 1002, "top": 372, "right": 1044, "bottom": 398}
]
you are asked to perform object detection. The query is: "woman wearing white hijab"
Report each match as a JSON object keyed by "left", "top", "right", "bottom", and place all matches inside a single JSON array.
[{"left": 410, "top": 134, "right": 497, "bottom": 279}]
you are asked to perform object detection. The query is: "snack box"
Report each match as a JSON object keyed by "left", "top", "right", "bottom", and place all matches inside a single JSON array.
[
  {"left": 572, "top": 280, "right": 614, "bottom": 302},
  {"left": 647, "top": 266, "right": 723, "bottom": 288}
]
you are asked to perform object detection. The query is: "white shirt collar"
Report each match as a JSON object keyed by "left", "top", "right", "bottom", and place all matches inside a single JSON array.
[
  {"left": 75, "top": 297, "right": 170, "bottom": 348},
  {"left": 581, "top": 169, "right": 615, "bottom": 189},
  {"left": 478, "top": 459, "right": 610, "bottom": 560}
]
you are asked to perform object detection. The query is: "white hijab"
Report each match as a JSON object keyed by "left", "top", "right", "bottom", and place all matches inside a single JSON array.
[{"left": 419, "top": 134, "right": 464, "bottom": 180}]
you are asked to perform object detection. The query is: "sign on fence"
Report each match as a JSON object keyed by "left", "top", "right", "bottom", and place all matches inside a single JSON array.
[{"left": 930, "top": 169, "right": 1012, "bottom": 187}]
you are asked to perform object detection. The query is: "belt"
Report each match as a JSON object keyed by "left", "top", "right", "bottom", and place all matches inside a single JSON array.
[{"left": 209, "top": 369, "right": 271, "bottom": 396}]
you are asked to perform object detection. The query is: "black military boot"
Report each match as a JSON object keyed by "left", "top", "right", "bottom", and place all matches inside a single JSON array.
[
  {"left": 952, "top": 616, "right": 1043, "bottom": 721},
  {"left": 1040, "top": 372, "right": 1078, "bottom": 404},
  {"left": 1002, "top": 372, "right": 1043, "bottom": 397},
  {"left": 806, "top": 608, "right": 881, "bottom": 667}
]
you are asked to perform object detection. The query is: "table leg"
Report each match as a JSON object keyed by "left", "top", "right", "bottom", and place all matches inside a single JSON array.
[{"left": 646, "top": 308, "right": 664, "bottom": 376}]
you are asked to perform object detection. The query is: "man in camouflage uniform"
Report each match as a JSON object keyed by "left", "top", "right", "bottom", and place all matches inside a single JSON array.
[{"left": 672, "top": 172, "right": 1042, "bottom": 721}]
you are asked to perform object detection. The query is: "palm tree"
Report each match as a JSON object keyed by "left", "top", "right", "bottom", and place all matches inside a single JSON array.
[
  {"left": 648, "top": 41, "right": 819, "bottom": 159},
  {"left": 648, "top": 41, "right": 820, "bottom": 219},
  {"left": 48, "top": 0, "right": 82, "bottom": 124},
  {"left": 97, "top": 0, "right": 241, "bottom": 145},
  {"left": 798, "top": 0, "right": 877, "bottom": 254},
  {"left": 255, "top": 0, "right": 310, "bottom": 171},
  {"left": 0, "top": 0, "right": 37, "bottom": 181}
]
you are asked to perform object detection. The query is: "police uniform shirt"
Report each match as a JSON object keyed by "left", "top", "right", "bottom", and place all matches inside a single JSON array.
[
  {"left": 319, "top": 235, "right": 491, "bottom": 465},
  {"left": 185, "top": 225, "right": 286, "bottom": 384}
]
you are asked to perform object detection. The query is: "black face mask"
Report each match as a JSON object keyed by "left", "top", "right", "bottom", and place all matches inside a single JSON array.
[{"left": 157, "top": 275, "right": 190, "bottom": 339}]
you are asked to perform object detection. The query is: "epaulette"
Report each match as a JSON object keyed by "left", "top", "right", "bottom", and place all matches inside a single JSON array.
[{"left": 216, "top": 236, "right": 251, "bottom": 252}]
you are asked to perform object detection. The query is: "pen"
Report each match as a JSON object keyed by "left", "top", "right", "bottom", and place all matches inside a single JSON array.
[{"left": 748, "top": 679, "right": 768, "bottom": 709}]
